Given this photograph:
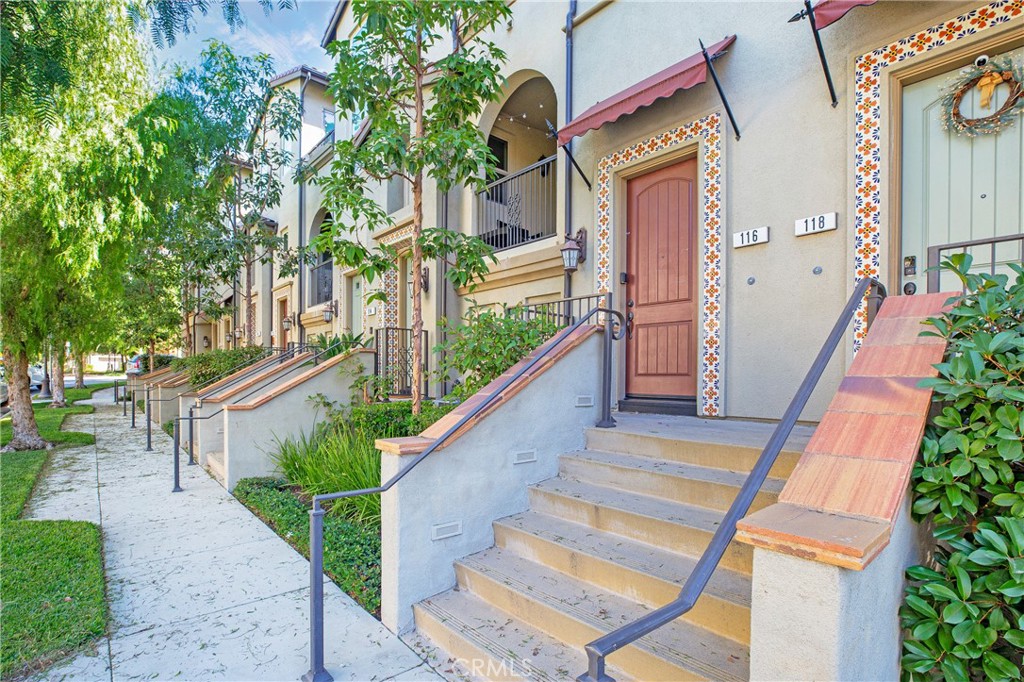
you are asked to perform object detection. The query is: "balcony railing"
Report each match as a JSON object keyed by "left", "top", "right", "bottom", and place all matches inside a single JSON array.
[
  {"left": 926, "top": 233, "right": 1024, "bottom": 293},
  {"left": 374, "top": 327, "right": 428, "bottom": 398},
  {"left": 310, "top": 260, "right": 333, "bottom": 306},
  {"left": 476, "top": 155, "right": 557, "bottom": 252}
]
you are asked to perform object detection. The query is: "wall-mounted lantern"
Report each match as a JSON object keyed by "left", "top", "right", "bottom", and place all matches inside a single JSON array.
[
  {"left": 560, "top": 228, "right": 588, "bottom": 274},
  {"left": 224, "top": 332, "right": 232, "bottom": 345},
  {"left": 282, "top": 312, "right": 294, "bottom": 331},
  {"left": 202, "top": 336, "right": 210, "bottom": 349},
  {"left": 234, "top": 328, "right": 243, "bottom": 340},
  {"left": 322, "top": 301, "right": 338, "bottom": 323}
]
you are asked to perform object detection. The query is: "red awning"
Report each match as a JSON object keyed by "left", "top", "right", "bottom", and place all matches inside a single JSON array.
[
  {"left": 804, "top": 0, "right": 877, "bottom": 29},
  {"left": 558, "top": 35, "right": 736, "bottom": 147}
]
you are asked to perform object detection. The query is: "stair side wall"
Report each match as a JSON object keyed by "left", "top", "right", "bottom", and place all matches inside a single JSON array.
[
  {"left": 380, "top": 332, "right": 603, "bottom": 634},
  {"left": 221, "top": 352, "right": 373, "bottom": 492},
  {"left": 749, "top": 496, "right": 925, "bottom": 681}
]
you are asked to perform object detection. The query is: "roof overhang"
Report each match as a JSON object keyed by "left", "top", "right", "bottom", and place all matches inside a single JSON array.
[{"left": 320, "top": 1, "right": 349, "bottom": 49}]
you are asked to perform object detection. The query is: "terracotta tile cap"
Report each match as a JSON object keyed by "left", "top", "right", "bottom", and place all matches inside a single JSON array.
[
  {"left": 847, "top": 343, "right": 946, "bottom": 378},
  {"left": 376, "top": 436, "right": 435, "bottom": 455},
  {"left": 205, "top": 353, "right": 312, "bottom": 402},
  {"left": 780, "top": 453, "right": 910, "bottom": 522},
  {"left": 226, "top": 349, "right": 374, "bottom": 411},
  {"left": 804, "top": 411, "right": 929, "bottom": 462},
  {"left": 876, "top": 292, "right": 956, "bottom": 319},
  {"left": 736, "top": 503, "right": 891, "bottom": 570},
  {"left": 827, "top": 376, "right": 933, "bottom": 417}
]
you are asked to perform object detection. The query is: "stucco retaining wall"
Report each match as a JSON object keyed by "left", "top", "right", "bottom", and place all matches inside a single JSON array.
[{"left": 380, "top": 331, "right": 603, "bottom": 634}]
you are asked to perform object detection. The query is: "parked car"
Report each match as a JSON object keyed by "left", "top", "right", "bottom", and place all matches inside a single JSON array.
[
  {"left": 28, "top": 363, "right": 44, "bottom": 389},
  {"left": 0, "top": 379, "right": 8, "bottom": 406},
  {"left": 126, "top": 354, "right": 176, "bottom": 375}
]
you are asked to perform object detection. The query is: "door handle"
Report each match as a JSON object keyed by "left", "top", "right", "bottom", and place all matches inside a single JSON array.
[{"left": 626, "top": 311, "right": 635, "bottom": 340}]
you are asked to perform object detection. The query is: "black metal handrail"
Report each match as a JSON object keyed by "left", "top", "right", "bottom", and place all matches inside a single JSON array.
[
  {"left": 577, "top": 277, "right": 886, "bottom": 682},
  {"left": 303, "top": 298, "right": 626, "bottom": 682},
  {"left": 510, "top": 293, "right": 605, "bottom": 329},
  {"left": 170, "top": 343, "right": 360, "bottom": 493},
  {"left": 926, "top": 233, "right": 1024, "bottom": 293}
]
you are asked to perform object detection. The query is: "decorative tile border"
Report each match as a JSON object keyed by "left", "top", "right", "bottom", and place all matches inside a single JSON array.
[
  {"left": 378, "top": 225, "right": 414, "bottom": 330},
  {"left": 594, "top": 113, "right": 723, "bottom": 416},
  {"left": 852, "top": 0, "right": 1023, "bottom": 347}
]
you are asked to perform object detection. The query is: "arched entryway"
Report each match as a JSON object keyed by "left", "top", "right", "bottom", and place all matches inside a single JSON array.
[{"left": 476, "top": 74, "right": 558, "bottom": 252}]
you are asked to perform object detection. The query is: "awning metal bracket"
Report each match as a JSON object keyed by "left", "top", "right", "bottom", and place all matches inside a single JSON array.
[
  {"left": 700, "top": 39, "right": 741, "bottom": 141},
  {"left": 547, "top": 119, "right": 592, "bottom": 191},
  {"left": 789, "top": 0, "right": 839, "bottom": 107}
]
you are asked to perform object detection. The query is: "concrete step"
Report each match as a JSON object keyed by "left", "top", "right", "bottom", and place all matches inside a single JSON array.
[
  {"left": 586, "top": 415, "right": 810, "bottom": 478},
  {"left": 529, "top": 478, "right": 753, "bottom": 574},
  {"left": 494, "top": 511, "right": 751, "bottom": 645},
  {"left": 560, "top": 449, "right": 783, "bottom": 514},
  {"left": 414, "top": 589, "right": 633, "bottom": 682},
  {"left": 454, "top": 548, "right": 748, "bottom": 681},
  {"left": 206, "top": 450, "right": 225, "bottom": 485}
]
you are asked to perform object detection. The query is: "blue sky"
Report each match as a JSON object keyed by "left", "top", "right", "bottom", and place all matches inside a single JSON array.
[{"left": 154, "top": 1, "right": 337, "bottom": 79}]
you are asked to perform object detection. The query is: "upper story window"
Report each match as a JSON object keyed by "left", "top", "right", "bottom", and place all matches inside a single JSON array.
[{"left": 323, "top": 109, "right": 335, "bottom": 133}]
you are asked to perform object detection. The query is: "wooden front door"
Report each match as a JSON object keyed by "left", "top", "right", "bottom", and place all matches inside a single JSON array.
[{"left": 625, "top": 158, "right": 699, "bottom": 398}]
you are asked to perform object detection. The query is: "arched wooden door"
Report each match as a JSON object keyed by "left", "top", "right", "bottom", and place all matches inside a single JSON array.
[{"left": 625, "top": 158, "right": 699, "bottom": 400}]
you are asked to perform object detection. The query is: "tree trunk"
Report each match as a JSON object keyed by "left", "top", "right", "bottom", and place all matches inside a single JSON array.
[
  {"left": 148, "top": 338, "right": 156, "bottom": 373},
  {"left": 2, "top": 348, "right": 47, "bottom": 451},
  {"left": 410, "top": 69, "right": 425, "bottom": 415},
  {"left": 75, "top": 352, "right": 86, "bottom": 389},
  {"left": 49, "top": 342, "right": 67, "bottom": 407},
  {"left": 182, "top": 285, "right": 193, "bottom": 356},
  {"left": 245, "top": 258, "right": 255, "bottom": 346}
]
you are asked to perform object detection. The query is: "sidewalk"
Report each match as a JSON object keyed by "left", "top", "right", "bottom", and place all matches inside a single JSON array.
[{"left": 31, "top": 388, "right": 440, "bottom": 681}]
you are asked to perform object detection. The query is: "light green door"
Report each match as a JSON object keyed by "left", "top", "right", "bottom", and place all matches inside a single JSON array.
[
  {"left": 348, "top": 276, "right": 363, "bottom": 337},
  {"left": 901, "top": 46, "right": 1024, "bottom": 293}
]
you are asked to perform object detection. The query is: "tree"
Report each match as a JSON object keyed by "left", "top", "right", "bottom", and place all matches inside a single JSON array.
[
  {"left": 317, "top": 0, "right": 510, "bottom": 413},
  {"left": 0, "top": 1, "right": 155, "bottom": 449},
  {"left": 174, "top": 41, "right": 301, "bottom": 346}
]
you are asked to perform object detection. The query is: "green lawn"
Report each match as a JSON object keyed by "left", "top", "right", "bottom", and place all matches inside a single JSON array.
[
  {"left": 234, "top": 477, "right": 382, "bottom": 616},
  {"left": 0, "top": 382, "right": 113, "bottom": 679}
]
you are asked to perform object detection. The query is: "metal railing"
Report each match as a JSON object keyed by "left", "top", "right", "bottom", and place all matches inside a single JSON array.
[
  {"left": 576, "top": 278, "right": 887, "bottom": 682},
  {"left": 926, "top": 233, "right": 1024, "bottom": 293},
  {"left": 476, "top": 155, "right": 557, "bottom": 252},
  {"left": 510, "top": 293, "right": 605, "bottom": 329},
  {"left": 169, "top": 344, "right": 337, "bottom": 493},
  {"left": 309, "top": 260, "right": 333, "bottom": 306},
  {"left": 304, "top": 296, "right": 626, "bottom": 682},
  {"left": 374, "top": 327, "right": 428, "bottom": 398}
]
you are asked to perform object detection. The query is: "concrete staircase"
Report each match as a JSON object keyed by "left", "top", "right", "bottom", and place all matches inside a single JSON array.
[
  {"left": 206, "top": 450, "right": 225, "bottom": 484},
  {"left": 413, "top": 414, "right": 813, "bottom": 681}
]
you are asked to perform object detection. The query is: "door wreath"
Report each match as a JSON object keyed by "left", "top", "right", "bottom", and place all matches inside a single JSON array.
[{"left": 940, "top": 56, "right": 1024, "bottom": 137}]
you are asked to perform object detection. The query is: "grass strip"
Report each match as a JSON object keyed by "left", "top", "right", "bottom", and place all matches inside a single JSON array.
[
  {"left": 0, "top": 381, "right": 113, "bottom": 679},
  {"left": 234, "top": 477, "right": 382, "bottom": 616},
  {"left": 0, "top": 522, "right": 107, "bottom": 678}
]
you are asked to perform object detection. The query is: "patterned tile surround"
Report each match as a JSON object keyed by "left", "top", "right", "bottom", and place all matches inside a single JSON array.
[
  {"left": 595, "top": 113, "right": 723, "bottom": 416},
  {"left": 852, "top": 0, "right": 1023, "bottom": 346}
]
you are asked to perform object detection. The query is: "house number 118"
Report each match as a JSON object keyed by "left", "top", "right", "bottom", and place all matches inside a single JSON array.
[{"left": 795, "top": 212, "right": 838, "bottom": 236}]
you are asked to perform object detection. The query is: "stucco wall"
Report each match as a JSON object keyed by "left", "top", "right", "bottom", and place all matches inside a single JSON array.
[
  {"left": 221, "top": 351, "right": 373, "bottom": 491},
  {"left": 380, "top": 332, "right": 603, "bottom": 633}
]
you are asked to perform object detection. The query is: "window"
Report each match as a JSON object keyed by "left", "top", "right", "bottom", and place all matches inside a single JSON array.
[
  {"left": 387, "top": 176, "right": 407, "bottom": 214},
  {"left": 322, "top": 109, "right": 335, "bottom": 133}
]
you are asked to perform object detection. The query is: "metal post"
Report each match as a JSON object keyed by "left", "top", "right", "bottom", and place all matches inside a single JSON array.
[
  {"left": 145, "top": 386, "right": 153, "bottom": 451},
  {"left": 303, "top": 501, "right": 332, "bottom": 682},
  {"left": 597, "top": 292, "right": 616, "bottom": 428},
  {"left": 187, "top": 407, "right": 196, "bottom": 465},
  {"left": 113, "top": 379, "right": 118, "bottom": 403},
  {"left": 122, "top": 382, "right": 127, "bottom": 416},
  {"left": 172, "top": 419, "right": 183, "bottom": 493},
  {"left": 805, "top": 0, "right": 838, "bottom": 108},
  {"left": 131, "top": 390, "right": 136, "bottom": 428}
]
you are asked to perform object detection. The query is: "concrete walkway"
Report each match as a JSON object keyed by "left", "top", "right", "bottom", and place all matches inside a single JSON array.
[{"left": 31, "top": 388, "right": 440, "bottom": 682}]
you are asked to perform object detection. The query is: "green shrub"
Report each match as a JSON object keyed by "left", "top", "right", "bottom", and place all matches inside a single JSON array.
[
  {"left": 436, "top": 305, "right": 558, "bottom": 399},
  {"left": 346, "top": 400, "right": 454, "bottom": 440},
  {"left": 233, "top": 478, "right": 381, "bottom": 615},
  {"left": 273, "top": 424, "right": 381, "bottom": 523},
  {"left": 900, "top": 256, "right": 1024, "bottom": 682},
  {"left": 171, "top": 346, "right": 267, "bottom": 387}
]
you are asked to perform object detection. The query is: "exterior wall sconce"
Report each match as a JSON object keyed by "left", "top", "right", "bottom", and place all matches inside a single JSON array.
[
  {"left": 322, "top": 301, "right": 338, "bottom": 323},
  {"left": 282, "top": 313, "right": 294, "bottom": 331},
  {"left": 224, "top": 332, "right": 232, "bottom": 345},
  {"left": 420, "top": 268, "right": 429, "bottom": 294},
  {"left": 202, "top": 336, "right": 210, "bottom": 348},
  {"left": 560, "top": 228, "right": 588, "bottom": 274},
  {"left": 233, "top": 328, "right": 243, "bottom": 340}
]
